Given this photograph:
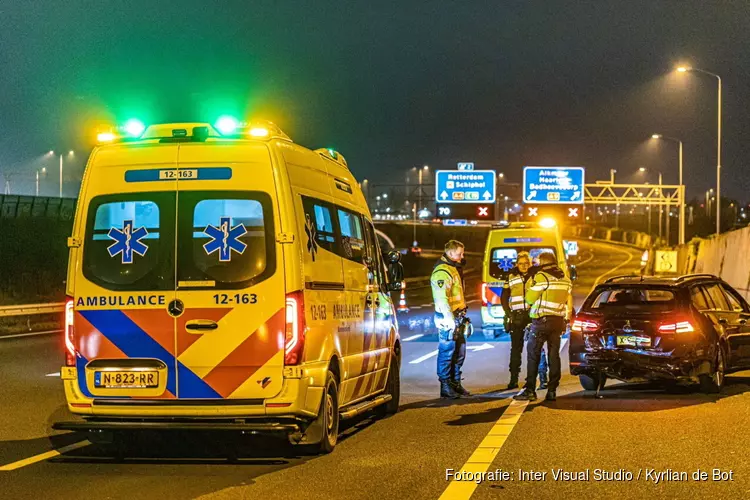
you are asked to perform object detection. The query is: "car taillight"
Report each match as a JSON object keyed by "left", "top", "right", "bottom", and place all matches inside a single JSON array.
[
  {"left": 481, "top": 283, "right": 490, "bottom": 306},
  {"left": 658, "top": 320, "right": 695, "bottom": 334},
  {"left": 284, "top": 291, "right": 306, "bottom": 365},
  {"left": 571, "top": 318, "right": 599, "bottom": 333},
  {"left": 64, "top": 297, "right": 76, "bottom": 366}
]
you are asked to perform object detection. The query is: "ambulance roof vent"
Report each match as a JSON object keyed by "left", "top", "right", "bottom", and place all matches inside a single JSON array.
[{"left": 315, "top": 148, "right": 348, "bottom": 169}]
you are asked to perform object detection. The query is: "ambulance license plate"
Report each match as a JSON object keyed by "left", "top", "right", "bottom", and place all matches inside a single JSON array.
[
  {"left": 616, "top": 335, "right": 651, "bottom": 347},
  {"left": 95, "top": 371, "right": 159, "bottom": 388}
]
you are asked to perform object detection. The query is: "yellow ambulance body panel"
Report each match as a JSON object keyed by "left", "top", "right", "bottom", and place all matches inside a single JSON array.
[{"left": 56, "top": 122, "right": 401, "bottom": 451}]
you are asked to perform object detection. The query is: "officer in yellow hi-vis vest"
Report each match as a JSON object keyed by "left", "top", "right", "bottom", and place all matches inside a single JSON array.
[
  {"left": 500, "top": 251, "right": 548, "bottom": 390},
  {"left": 431, "top": 240, "right": 471, "bottom": 399},
  {"left": 514, "top": 251, "right": 572, "bottom": 402}
]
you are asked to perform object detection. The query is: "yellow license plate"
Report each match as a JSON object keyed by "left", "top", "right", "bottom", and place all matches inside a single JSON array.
[
  {"left": 616, "top": 336, "right": 651, "bottom": 347},
  {"left": 95, "top": 371, "right": 159, "bottom": 388}
]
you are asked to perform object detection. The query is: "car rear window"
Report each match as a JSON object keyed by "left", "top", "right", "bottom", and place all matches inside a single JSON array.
[
  {"left": 587, "top": 287, "right": 677, "bottom": 312},
  {"left": 488, "top": 247, "right": 556, "bottom": 278}
]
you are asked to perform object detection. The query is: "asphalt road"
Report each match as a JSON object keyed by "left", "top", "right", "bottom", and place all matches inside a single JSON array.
[{"left": 2, "top": 240, "right": 749, "bottom": 499}]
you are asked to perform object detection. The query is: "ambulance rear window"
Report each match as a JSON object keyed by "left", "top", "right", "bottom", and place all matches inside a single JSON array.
[
  {"left": 488, "top": 247, "right": 556, "bottom": 278},
  {"left": 177, "top": 192, "right": 275, "bottom": 289},
  {"left": 82, "top": 194, "right": 175, "bottom": 291}
]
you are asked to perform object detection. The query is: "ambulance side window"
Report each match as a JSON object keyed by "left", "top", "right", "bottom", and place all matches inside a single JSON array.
[
  {"left": 301, "top": 196, "right": 337, "bottom": 254},
  {"left": 337, "top": 208, "right": 365, "bottom": 264},
  {"left": 82, "top": 194, "right": 174, "bottom": 291},
  {"left": 363, "top": 219, "right": 386, "bottom": 289}
]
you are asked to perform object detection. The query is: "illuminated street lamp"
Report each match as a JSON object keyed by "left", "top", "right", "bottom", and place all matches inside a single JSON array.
[
  {"left": 49, "top": 150, "right": 75, "bottom": 197},
  {"left": 676, "top": 65, "right": 722, "bottom": 235},
  {"left": 651, "top": 134, "right": 685, "bottom": 244},
  {"left": 36, "top": 167, "right": 46, "bottom": 196}
]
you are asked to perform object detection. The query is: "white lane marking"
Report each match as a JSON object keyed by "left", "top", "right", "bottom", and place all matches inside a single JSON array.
[
  {"left": 409, "top": 350, "right": 439, "bottom": 364},
  {"left": 439, "top": 400, "right": 529, "bottom": 499},
  {"left": 0, "top": 329, "right": 62, "bottom": 340},
  {"left": 467, "top": 343, "right": 494, "bottom": 352},
  {"left": 45, "top": 372, "right": 61, "bottom": 377},
  {"left": 590, "top": 244, "right": 636, "bottom": 290},
  {"left": 575, "top": 250, "right": 595, "bottom": 267},
  {"left": 403, "top": 334, "right": 424, "bottom": 342},
  {"left": 0, "top": 441, "right": 90, "bottom": 471},
  {"left": 559, "top": 337, "right": 568, "bottom": 353}
]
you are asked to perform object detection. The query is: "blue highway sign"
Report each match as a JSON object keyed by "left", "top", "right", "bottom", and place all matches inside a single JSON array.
[
  {"left": 523, "top": 166, "right": 585, "bottom": 204},
  {"left": 435, "top": 170, "right": 496, "bottom": 204}
]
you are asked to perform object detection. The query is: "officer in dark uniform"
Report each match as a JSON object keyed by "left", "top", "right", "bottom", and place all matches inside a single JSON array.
[{"left": 501, "top": 251, "right": 548, "bottom": 390}]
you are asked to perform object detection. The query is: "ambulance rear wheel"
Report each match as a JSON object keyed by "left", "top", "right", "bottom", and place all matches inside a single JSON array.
[{"left": 316, "top": 371, "right": 340, "bottom": 454}]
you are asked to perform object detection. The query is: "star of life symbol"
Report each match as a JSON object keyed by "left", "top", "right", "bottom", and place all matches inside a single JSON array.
[
  {"left": 107, "top": 220, "right": 149, "bottom": 264},
  {"left": 499, "top": 256, "right": 515, "bottom": 272},
  {"left": 203, "top": 216, "right": 248, "bottom": 262}
]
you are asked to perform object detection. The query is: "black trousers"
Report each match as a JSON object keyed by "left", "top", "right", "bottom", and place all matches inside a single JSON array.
[
  {"left": 524, "top": 316, "right": 566, "bottom": 391},
  {"left": 508, "top": 311, "right": 530, "bottom": 377}
]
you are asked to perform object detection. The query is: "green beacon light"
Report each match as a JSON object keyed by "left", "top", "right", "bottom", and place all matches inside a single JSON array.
[
  {"left": 215, "top": 116, "right": 240, "bottom": 135},
  {"left": 123, "top": 119, "right": 146, "bottom": 138}
]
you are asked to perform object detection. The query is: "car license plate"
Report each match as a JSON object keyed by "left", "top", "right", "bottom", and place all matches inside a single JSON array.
[
  {"left": 616, "top": 335, "right": 651, "bottom": 347},
  {"left": 95, "top": 371, "right": 159, "bottom": 388}
]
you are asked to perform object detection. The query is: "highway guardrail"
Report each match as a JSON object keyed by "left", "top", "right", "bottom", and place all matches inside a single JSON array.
[{"left": 0, "top": 302, "right": 65, "bottom": 318}]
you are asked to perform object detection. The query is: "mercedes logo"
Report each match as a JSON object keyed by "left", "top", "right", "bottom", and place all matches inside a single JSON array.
[{"left": 168, "top": 299, "right": 185, "bottom": 317}]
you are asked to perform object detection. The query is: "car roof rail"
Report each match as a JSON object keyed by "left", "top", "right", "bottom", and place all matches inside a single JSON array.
[
  {"left": 676, "top": 273, "right": 716, "bottom": 283},
  {"left": 603, "top": 274, "right": 642, "bottom": 283}
]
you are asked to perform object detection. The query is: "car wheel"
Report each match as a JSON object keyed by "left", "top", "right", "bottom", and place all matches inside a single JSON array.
[
  {"left": 376, "top": 354, "right": 400, "bottom": 417},
  {"left": 699, "top": 343, "right": 725, "bottom": 394},
  {"left": 579, "top": 373, "right": 606, "bottom": 391}
]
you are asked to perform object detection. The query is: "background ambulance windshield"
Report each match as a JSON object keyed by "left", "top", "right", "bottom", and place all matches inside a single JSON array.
[
  {"left": 83, "top": 191, "right": 274, "bottom": 291},
  {"left": 489, "top": 247, "right": 556, "bottom": 279}
]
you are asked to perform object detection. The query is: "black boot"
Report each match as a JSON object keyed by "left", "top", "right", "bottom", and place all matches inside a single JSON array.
[
  {"left": 451, "top": 379, "right": 471, "bottom": 397},
  {"left": 440, "top": 379, "right": 460, "bottom": 399},
  {"left": 513, "top": 387, "right": 537, "bottom": 401},
  {"left": 507, "top": 373, "right": 519, "bottom": 390},
  {"left": 538, "top": 374, "right": 548, "bottom": 390},
  {"left": 545, "top": 389, "right": 556, "bottom": 401}
]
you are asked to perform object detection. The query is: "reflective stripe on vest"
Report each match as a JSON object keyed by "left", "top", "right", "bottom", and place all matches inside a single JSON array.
[
  {"left": 431, "top": 263, "right": 466, "bottom": 313},
  {"left": 528, "top": 272, "right": 572, "bottom": 318},
  {"left": 507, "top": 272, "right": 529, "bottom": 311}
]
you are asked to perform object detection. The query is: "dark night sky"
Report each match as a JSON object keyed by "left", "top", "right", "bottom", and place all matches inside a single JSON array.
[{"left": 1, "top": 0, "right": 749, "bottom": 200}]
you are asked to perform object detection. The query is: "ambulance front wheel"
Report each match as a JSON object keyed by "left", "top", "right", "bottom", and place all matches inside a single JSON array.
[{"left": 376, "top": 354, "right": 400, "bottom": 417}]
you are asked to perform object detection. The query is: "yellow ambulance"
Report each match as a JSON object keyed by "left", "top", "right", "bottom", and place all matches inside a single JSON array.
[
  {"left": 480, "top": 219, "right": 576, "bottom": 333},
  {"left": 54, "top": 119, "right": 404, "bottom": 453}
]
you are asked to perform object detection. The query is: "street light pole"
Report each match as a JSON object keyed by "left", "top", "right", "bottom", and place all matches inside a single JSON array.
[
  {"left": 59, "top": 154, "right": 63, "bottom": 198},
  {"left": 658, "top": 172, "right": 663, "bottom": 243},
  {"left": 677, "top": 66, "right": 721, "bottom": 235},
  {"left": 651, "top": 134, "right": 685, "bottom": 244}
]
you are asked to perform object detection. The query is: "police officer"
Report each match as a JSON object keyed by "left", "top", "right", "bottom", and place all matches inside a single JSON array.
[
  {"left": 514, "top": 251, "right": 572, "bottom": 402},
  {"left": 431, "top": 239, "right": 471, "bottom": 399},
  {"left": 501, "top": 251, "right": 548, "bottom": 390}
]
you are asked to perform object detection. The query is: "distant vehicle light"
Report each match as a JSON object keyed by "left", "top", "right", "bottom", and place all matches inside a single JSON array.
[
  {"left": 215, "top": 116, "right": 239, "bottom": 135},
  {"left": 249, "top": 127, "right": 269, "bottom": 137},
  {"left": 123, "top": 119, "right": 146, "bottom": 137},
  {"left": 97, "top": 132, "right": 116, "bottom": 143},
  {"left": 539, "top": 217, "right": 556, "bottom": 228}
]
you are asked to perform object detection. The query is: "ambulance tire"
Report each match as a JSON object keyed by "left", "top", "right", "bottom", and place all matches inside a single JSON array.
[
  {"left": 376, "top": 355, "right": 401, "bottom": 418},
  {"left": 309, "top": 370, "right": 340, "bottom": 454}
]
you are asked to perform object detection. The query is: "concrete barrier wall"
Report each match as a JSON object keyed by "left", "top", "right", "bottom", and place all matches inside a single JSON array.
[{"left": 655, "top": 225, "right": 750, "bottom": 300}]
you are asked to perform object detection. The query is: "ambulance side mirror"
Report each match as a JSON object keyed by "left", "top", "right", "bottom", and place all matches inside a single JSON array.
[
  {"left": 569, "top": 265, "right": 578, "bottom": 281},
  {"left": 386, "top": 250, "right": 404, "bottom": 291}
]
